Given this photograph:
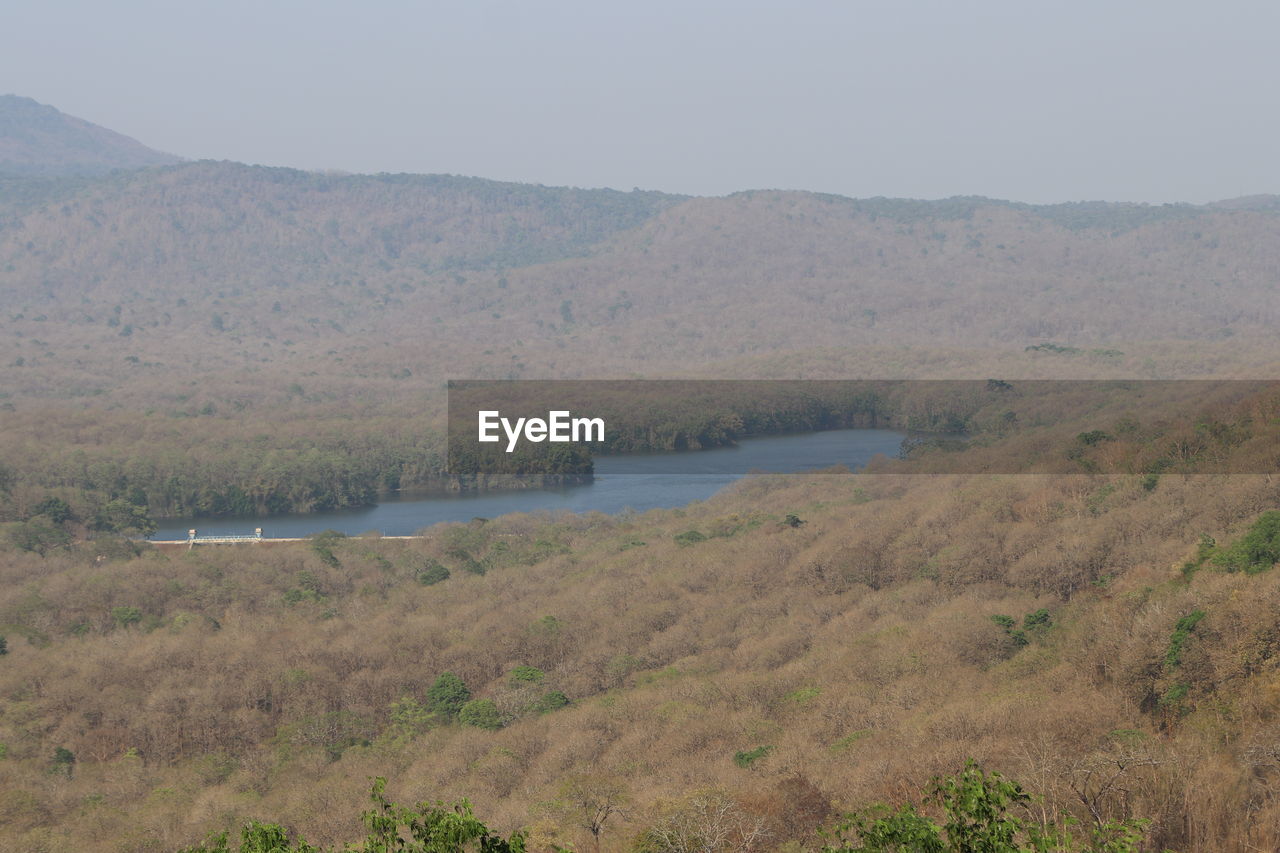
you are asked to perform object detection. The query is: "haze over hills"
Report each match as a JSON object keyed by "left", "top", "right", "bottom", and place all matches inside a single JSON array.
[
  {"left": 2, "top": 158, "right": 1280, "bottom": 402},
  {"left": 1, "top": 101, "right": 1280, "bottom": 515},
  {"left": 0, "top": 95, "right": 181, "bottom": 177}
]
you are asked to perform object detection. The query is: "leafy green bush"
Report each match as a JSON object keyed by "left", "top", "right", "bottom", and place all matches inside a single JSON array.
[
  {"left": 989, "top": 614, "right": 1016, "bottom": 631},
  {"left": 1182, "top": 534, "right": 1217, "bottom": 578},
  {"left": 508, "top": 665, "right": 545, "bottom": 685},
  {"left": 1212, "top": 511, "right": 1280, "bottom": 574},
  {"left": 733, "top": 745, "right": 773, "bottom": 768},
  {"left": 458, "top": 699, "right": 503, "bottom": 730},
  {"left": 674, "top": 530, "right": 707, "bottom": 546},
  {"left": 1164, "top": 610, "right": 1206, "bottom": 670},
  {"left": 530, "top": 691, "right": 569, "bottom": 714},
  {"left": 111, "top": 606, "right": 143, "bottom": 629},
  {"left": 414, "top": 559, "right": 450, "bottom": 586},
  {"left": 1022, "top": 608, "right": 1052, "bottom": 633},
  {"left": 51, "top": 746, "right": 75, "bottom": 776},
  {"left": 309, "top": 535, "right": 342, "bottom": 570}
]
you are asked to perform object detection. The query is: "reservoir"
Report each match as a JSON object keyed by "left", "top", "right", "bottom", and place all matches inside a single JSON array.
[{"left": 150, "top": 428, "right": 905, "bottom": 540}]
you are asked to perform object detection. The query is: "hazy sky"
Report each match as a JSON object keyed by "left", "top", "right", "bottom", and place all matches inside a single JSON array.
[{"left": 4, "top": 0, "right": 1277, "bottom": 203}]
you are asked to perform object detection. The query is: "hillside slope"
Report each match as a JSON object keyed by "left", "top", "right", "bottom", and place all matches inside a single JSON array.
[
  {"left": 0, "top": 95, "right": 181, "bottom": 176},
  {"left": 2, "top": 417, "right": 1279, "bottom": 851},
  {"left": 2, "top": 172, "right": 1278, "bottom": 400}
]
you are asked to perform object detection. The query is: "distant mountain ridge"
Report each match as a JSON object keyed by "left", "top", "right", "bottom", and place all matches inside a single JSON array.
[
  {"left": 0, "top": 97, "right": 1278, "bottom": 403},
  {"left": 0, "top": 94, "right": 181, "bottom": 176}
]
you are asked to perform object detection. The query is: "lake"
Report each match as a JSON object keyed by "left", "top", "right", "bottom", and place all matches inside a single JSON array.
[{"left": 150, "top": 428, "right": 905, "bottom": 540}]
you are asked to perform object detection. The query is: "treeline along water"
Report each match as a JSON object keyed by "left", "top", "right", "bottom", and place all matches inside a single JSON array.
[{"left": 151, "top": 428, "right": 905, "bottom": 540}]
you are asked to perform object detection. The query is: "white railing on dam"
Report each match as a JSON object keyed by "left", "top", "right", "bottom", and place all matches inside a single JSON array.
[{"left": 186, "top": 528, "right": 263, "bottom": 546}]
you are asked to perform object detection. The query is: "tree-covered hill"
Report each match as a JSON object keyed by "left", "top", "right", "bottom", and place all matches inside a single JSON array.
[
  {"left": 2, "top": 414, "right": 1279, "bottom": 851},
  {"left": 2, "top": 165, "right": 1279, "bottom": 403}
]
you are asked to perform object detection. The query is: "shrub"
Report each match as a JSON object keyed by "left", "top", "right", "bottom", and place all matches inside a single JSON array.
[
  {"left": 1213, "top": 511, "right": 1280, "bottom": 574},
  {"left": 111, "top": 606, "right": 143, "bottom": 629},
  {"left": 733, "top": 745, "right": 773, "bottom": 768},
  {"left": 674, "top": 530, "right": 707, "bottom": 547},
  {"left": 990, "top": 614, "right": 1029, "bottom": 650},
  {"left": 508, "top": 665, "right": 545, "bottom": 685},
  {"left": 530, "top": 691, "right": 569, "bottom": 714},
  {"left": 1022, "top": 608, "right": 1052, "bottom": 633},
  {"left": 1182, "top": 534, "right": 1217, "bottom": 578},
  {"left": 1164, "top": 610, "right": 1206, "bottom": 670},
  {"left": 414, "top": 559, "right": 450, "bottom": 586},
  {"left": 51, "top": 746, "right": 75, "bottom": 776},
  {"left": 458, "top": 699, "right": 503, "bottom": 730}
]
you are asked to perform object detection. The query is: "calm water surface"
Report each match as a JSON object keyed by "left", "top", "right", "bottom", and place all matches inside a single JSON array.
[{"left": 151, "top": 428, "right": 904, "bottom": 540}]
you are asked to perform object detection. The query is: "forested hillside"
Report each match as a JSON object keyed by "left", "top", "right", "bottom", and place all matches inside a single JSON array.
[
  {"left": 2, "top": 411, "right": 1280, "bottom": 851},
  {"left": 2, "top": 159, "right": 1280, "bottom": 521},
  {"left": 3, "top": 164, "right": 1280, "bottom": 400}
]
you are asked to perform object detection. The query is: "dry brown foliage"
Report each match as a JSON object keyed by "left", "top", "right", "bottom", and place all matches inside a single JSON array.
[{"left": 0, "top": 466, "right": 1278, "bottom": 850}]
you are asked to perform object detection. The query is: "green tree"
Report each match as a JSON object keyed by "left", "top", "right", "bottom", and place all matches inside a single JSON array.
[
  {"left": 426, "top": 672, "right": 470, "bottom": 719},
  {"left": 360, "top": 777, "right": 526, "bottom": 853},
  {"left": 92, "top": 498, "right": 157, "bottom": 537},
  {"left": 8, "top": 516, "right": 71, "bottom": 554},
  {"left": 31, "top": 496, "right": 73, "bottom": 523},
  {"left": 822, "top": 761, "right": 1148, "bottom": 853}
]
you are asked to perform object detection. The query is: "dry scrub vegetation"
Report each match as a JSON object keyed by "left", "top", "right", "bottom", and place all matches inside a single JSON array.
[
  {"left": 3, "top": 162, "right": 1280, "bottom": 851},
  {"left": 1, "top": 463, "right": 1279, "bottom": 851}
]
